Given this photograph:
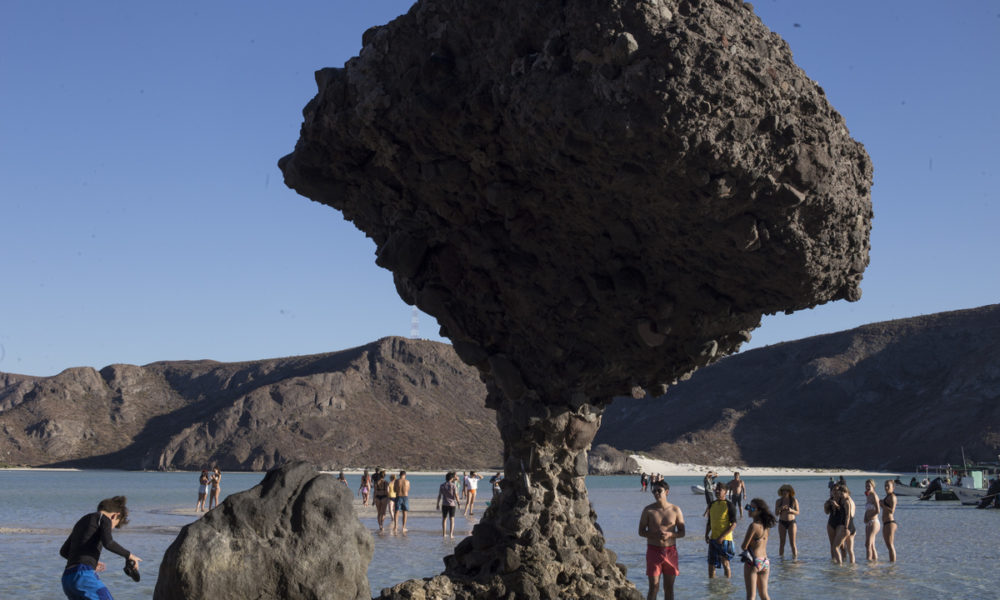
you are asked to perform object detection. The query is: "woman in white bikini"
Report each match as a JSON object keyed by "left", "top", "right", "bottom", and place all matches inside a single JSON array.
[
  {"left": 863, "top": 478, "right": 881, "bottom": 561},
  {"left": 359, "top": 469, "right": 371, "bottom": 507},
  {"left": 196, "top": 470, "right": 209, "bottom": 512}
]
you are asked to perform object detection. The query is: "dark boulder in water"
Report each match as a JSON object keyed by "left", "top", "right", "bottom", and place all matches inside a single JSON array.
[{"left": 153, "top": 462, "right": 372, "bottom": 600}]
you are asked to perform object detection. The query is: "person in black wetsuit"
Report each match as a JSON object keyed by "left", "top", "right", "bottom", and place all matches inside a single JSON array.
[{"left": 60, "top": 495, "right": 142, "bottom": 600}]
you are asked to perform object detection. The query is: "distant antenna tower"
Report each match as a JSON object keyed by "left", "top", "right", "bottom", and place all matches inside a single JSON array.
[{"left": 410, "top": 307, "right": 420, "bottom": 339}]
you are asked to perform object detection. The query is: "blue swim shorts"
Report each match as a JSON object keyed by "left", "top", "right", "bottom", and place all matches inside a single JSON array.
[
  {"left": 397, "top": 496, "right": 409, "bottom": 512},
  {"left": 62, "top": 564, "right": 114, "bottom": 600},
  {"left": 707, "top": 539, "right": 736, "bottom": 568}
]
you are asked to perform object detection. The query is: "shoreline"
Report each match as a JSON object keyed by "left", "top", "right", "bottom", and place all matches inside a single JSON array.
[
  {"left": 1, "top": 461, "right": 899, "bottom": 478},
  {"left": 628, "top": 455, "right": 898, "bottom": 478}
]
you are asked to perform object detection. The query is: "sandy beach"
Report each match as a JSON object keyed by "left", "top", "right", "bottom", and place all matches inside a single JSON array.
[
  {"left": 4, "top": 461, "right": 898, "bottom": 478},
  {"left": 628, "top": 455, "right": 897, "bottom": 478}
]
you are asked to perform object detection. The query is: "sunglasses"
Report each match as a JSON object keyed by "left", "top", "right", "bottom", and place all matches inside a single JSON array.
[{"left": 745, "top": 504, "right": 756, "bottom": 512}]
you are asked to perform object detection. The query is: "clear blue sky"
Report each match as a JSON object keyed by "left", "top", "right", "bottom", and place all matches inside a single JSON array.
[{"left": 2, "top": 1, "right": 998, "bottom": 377}]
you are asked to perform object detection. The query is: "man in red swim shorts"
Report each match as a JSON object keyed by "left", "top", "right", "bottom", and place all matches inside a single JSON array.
[{"left": 638, "top": 480, "right": 686, "bottom": 600}]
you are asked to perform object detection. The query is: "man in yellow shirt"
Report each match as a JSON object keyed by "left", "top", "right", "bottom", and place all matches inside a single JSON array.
[{"left": 704, "top": 483, "right": 737, "bottom": 578}]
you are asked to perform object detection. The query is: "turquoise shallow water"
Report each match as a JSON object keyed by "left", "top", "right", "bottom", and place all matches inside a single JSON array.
[{"left": 1, "top": 470, "right": 997, "bottom": 598}]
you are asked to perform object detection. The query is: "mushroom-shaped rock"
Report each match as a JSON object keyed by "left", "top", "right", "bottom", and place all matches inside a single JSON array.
[{"left": 280, "top": 0, "right": 872, "bottom": 597}]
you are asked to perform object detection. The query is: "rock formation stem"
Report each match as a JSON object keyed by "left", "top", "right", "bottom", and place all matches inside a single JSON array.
[{"left": 439, "top": 392, "right": 639, "bottom": 600}]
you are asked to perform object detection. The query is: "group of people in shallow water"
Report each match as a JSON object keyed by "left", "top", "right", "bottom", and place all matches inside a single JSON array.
[
  {"left": 638, "top": 473, "right": 900, "bottom": 600},
  {"left": 348, "top": 468, "right": 412, "bottom": 533},
  {"left": 824, "top": 478, "right": 898, "bottom": 564},
  {"left": 349, "top": 468, "right": 501, "bottom": 537}
]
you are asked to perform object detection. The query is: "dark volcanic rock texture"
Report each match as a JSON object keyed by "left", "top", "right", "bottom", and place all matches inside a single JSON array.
[
  {"left": 280, "top": 0, "right": 871, "bottom": 598},
  {"left": 597, "top": 304, "right": 1000, "bottom": 471},
  {"left": 154, "top": 462, "right": 372, "bottom": 600},
  {"left": 0, "top": 338, "right": 498, "bottom": 470},
  {"left": 280, "top": 0, "right": 872, "bottom": 400}
]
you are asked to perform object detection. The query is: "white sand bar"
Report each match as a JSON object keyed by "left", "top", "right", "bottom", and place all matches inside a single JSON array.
[{"left": 628, "top": 455, "right": 898, "bottom": 478}]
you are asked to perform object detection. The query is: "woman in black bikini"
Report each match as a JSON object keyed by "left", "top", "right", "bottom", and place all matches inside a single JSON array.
[
  {"left": 774, "top": 484, "right": 799, "bottom": 559},
  {"left": 881, "top": 479, "right": 897, "bottom": 562},
  {"left": 374, "top": 470, "right": 390, "bottom": 531}
]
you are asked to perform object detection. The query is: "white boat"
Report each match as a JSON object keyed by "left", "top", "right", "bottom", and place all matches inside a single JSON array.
[
  {"left": 691, "top": 485, "right": 705, "bottom": 495},
  {"left": 892, "top": 481, "right": 927, "bottom": 497},
  {"left": 944, "top": 469, "right": 993, "bottom": 504},
  {"left": 929, "top": 457, "right": 1000, "bottom": 505},
  {"left": 948, "top": 485, "right": 988, "bottom": 505}
]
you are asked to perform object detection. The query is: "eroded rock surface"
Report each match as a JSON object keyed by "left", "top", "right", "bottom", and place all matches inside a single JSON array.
[
  {"left": 153, "top": 462, "right": 372, "bottom": 600},
  {"left": 280, "top": 0, "right": 872, "bottom": 597},
  {"left": 281, "top": 0, "right": 871, "bottom": 401},
  {"left": 588, "top": 444, "right": 639, "bottom": 475}
]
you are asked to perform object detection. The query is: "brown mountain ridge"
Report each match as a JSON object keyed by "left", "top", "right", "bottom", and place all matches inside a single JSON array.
[
  {"left": 596, "top": 303, "right": 1000, "bottom": 471},
  {"left": 0, "top": 337, "right": 499, "bottom": 471},
  {"left": 3, "top": 305, "right": 998, "bottom": 471}
]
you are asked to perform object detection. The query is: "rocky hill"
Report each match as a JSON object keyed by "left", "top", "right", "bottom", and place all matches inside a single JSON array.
[
  {"left": 595, "top": 304, "right": 1000, "bottom": 471},
  {"left": 0, "top": 337, "right": 499, "bottom": 471},
  {"left": 4, "top": 306, "right": 999, "bottom": 472}
]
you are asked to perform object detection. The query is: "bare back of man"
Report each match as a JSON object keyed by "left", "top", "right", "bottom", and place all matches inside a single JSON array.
[
  {"left": 638, "top": 484, "right": 685, "bottom": 600},
  {"left": 395, "top": 471, "right": 411, "bottom": 533}
]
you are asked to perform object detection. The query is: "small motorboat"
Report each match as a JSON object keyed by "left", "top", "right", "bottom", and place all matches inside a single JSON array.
[
  {"left": 892, "top": 481, "right": 927, "bottom": 497},
  {"left": 946, "top": 480, "right": 991, "bottom": 504},
  {"left": 691, "top": 485, "right": 705, "bottom": 495}
]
